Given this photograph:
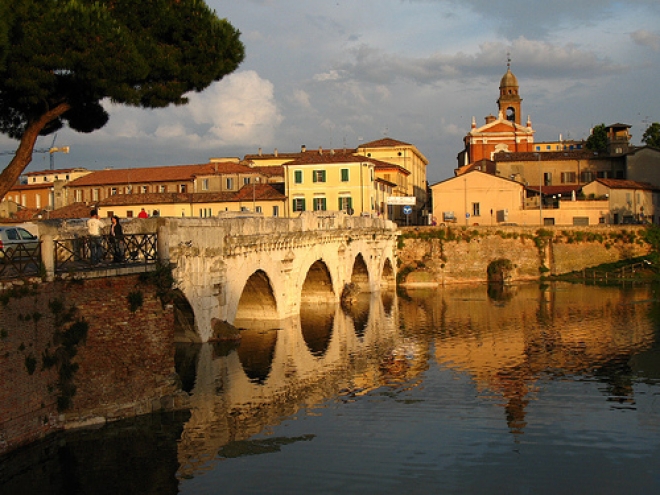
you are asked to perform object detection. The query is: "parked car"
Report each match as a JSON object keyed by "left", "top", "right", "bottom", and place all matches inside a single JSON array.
[{"left": 0, "top": 226, "right": 40, "bottom": 262}]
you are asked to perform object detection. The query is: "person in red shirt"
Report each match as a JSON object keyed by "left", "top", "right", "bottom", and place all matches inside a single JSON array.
[{"left": 138, "top": 208, "right": 149, "bottom": 218}]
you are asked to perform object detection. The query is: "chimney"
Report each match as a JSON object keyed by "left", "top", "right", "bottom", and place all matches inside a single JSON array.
[
  {"left": 318, "top": 146, "right": 323, "bottom": 154},
  {"left": 274, "top": 148, "right": 278, "bottom": 157},
  {"left": 258, "top": 147, "right": 262, "bottom": 156},
  {"left": 301, "top": 145, "right": 306, "bottom": 152}
]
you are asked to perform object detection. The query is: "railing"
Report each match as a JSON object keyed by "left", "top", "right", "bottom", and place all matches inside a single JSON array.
[
  {"left": 581, "top": 260, "right": 652, "bottom": 282},
  {"left": 0, "top": 243, "right": 42, "bottom": 278},
  {"left": 53, "top": 233, "right": 158, "bottom": 274}
]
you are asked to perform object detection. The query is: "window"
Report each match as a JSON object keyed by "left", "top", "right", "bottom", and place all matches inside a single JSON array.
[
  {"left": 141, "top": 185, "right": 148, "bottom": 194},
  {"left": 199, "top": 208, "right": 212, "bottom": 218},
  {"left": 313, "top": 197, "right": 327, "bottom": 211},
  {"left": 294, "top": 170, "right": 303, "bottom": 184},
  {"left": 179, "top": 184, "right": 187, "bottom": 193},
  {"left": 339, "top": 197, "right": 353, "bottom": 212},
  {"left": 75, "top": 190, "right": 82, "bottom": 202},
  {"left": 546, "top": 145, "right": 551, "bottom": 150},
  {"left": 543, "top": 172, "right": 552, "bottom": 186},
  {"left": 127, "top": 211, "right": 134, "bottom": 218},
  {"left": 159, "top": 185, "right": 166, "bottom": 193},
  {"left": 561, "top": 172, "right": 576, "bottom": 184},
  {"left": 341, "top": 169, "right": 349, "bottom": 182},
  {"left": 272, "top": 205, "right": 279, "bottom": 217},
  {"left": 472, "top": 202, "right": 480, "bottom": 217},
  {"left": 256, "top": 206, "right": 262, "bottom": 213},
  {"left": 293, "top": 198, "right": 306, "bottom": 212},
  {"left": 580, "top": 171, "right": 594, "bottom": 183},
  {"left": 202, "top": 179, "right": 209, "bottom": 191},
  {"left": 226, "top": 178, "right": 234, "bottom": 190},
  {"left": 35, "top": 195, "right": 41, "bottom": 209},
  {"left": 110, "top": 187, "right": 117, "bottom": 196},
  {"left": 244, "top": 177, "right": 250, "bottom": 186},
  {"left": 240, "top": 206, "right": 248, "bottom": 212},
  {"left": 93, "top": 189, "right": 99, "bottom": 201},
  {"left": 312, "top": 170, "right": 326, "bottom": 183}
]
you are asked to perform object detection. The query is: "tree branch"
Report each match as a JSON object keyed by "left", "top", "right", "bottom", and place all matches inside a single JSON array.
[{"left": 0, "top": 102, "right": 71, "bottom": 200}]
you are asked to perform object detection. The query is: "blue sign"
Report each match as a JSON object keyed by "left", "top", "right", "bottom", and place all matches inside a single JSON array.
[{"left": 403, "top": 206, "right": 412, "bottom": 215}]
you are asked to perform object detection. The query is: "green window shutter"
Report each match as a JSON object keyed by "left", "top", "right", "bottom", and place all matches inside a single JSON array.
[
  {"left": 321, "top": 198, "right": 327, "bottom": 211},
  {"left": 338, "top": 198, "right": 343, "bottom": 210},
  {"left": 294, "top": 170, "right": 302, "bottom": 183},
  {"left": 301, "top": 198, "right": 306, "bottom": 211},
  {"left": 341, "top": 169, "right": 349, "bottom": 181},
  {"left": 321, "top": 170, "right": 326, "bottom": 182},
  {"left": 313, "top": 171, "right": 318, "bottom": 183},
  {"left": 347, "top": 197, "right": 352, "bottom": 209}
]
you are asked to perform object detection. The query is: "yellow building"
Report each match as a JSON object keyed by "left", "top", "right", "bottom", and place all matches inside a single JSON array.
[
  {"left": 283, "top": 149, "right": 376, "bottom": 217},
  {"left": 357, "top": 138, "right": 429, "bottom": 222},
  {"left": 582, "top": 178, "right": 659, "bottom": 224},
  {"left": 96, "top": 183, "right": 287, "bottom": 219}
]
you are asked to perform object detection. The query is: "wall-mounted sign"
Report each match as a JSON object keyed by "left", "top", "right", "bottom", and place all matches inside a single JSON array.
[{"left": 386, "top": 196, "right": 416, "bottom": 205}]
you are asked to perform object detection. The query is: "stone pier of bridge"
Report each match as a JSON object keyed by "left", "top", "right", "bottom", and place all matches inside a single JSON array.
[{"left": 159, "top": 212, "right": 398, "bottom": 342}]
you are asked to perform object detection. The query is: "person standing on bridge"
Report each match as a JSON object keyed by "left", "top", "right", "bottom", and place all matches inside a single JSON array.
[
  {"left": 138, "top": 208, "right": 149, "bottom": 218},
  {"left": 87, "top": 209, "right": 103, "bottom": 265},
  {"left": 110, "top": 215, "right": 125, "bottom": 263}
]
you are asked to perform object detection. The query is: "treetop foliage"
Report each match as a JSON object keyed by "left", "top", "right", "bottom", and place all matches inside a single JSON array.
[
  {"left": 0, "top": 0, "right": 245, "bottom": 140},
  {"left": 585, "top": 123, "right": 608, "bottom": 153},
  {"left": 642, "top": 122, "right": 660, "bottom": 149}
]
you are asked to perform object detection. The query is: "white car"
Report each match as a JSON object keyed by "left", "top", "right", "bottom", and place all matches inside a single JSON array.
[{"left": 0, "top": 226, "right": 40, "bottom": 262}]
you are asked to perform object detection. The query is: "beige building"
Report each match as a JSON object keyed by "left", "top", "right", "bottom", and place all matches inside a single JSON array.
[
  {"left": 431, "top": 170, "right": 609, "bottom": 227},
  {"left": 582, "top": 178, "right": 659, "bottom": 224}
]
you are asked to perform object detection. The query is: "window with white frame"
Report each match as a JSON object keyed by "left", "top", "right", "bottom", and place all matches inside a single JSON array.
[
  {"left": 202, "top": 178, "right": 209, "bottom": 191},
  {"left": 93, "top": 189, "right": 99, "bottom": 201},
  {"left": 141, "top": 185, "right": 148, "bottom": 194},
  {"left": 312, "top": 170, "right": 326, "bottom": 183},
  {"left": 159, "top": 185, "right": 166, "bottom": 193},
  {"left": 472, "top": 202, "right": 480, "bottom": 217},
  {"left": 75, "top": 190, "right": 82, "bottom": 202},
  {"left": 243, "top": 177, "right": 250, "bottom": 186},
  {"left": 272, "top": 205, "right": 279, "bottom": 217},
  {"left": 226, "top": 177, "right": 234, "bottom": 190},
  {"left": 292, "top": 198, "right": 306, "bottom": 212},
  {"left": 313, "top": 197, "right": 327, "bottom": 211}
]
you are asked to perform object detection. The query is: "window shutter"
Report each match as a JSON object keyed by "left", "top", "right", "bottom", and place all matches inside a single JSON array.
[
  {"left": 321, "top": 170, "right": 326, "bottom": 182},
  {"left": 313, "top": 171, "right": 317, "bottom": 183}
]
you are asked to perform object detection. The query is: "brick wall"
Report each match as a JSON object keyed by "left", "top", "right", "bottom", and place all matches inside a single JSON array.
[{"left": 0, "top": 275, "right": 186, "bottom": 455}]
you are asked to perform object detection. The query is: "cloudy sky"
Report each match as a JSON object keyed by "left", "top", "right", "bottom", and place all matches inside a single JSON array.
[{"left": 2, "top": 0, "right": 660, "bottom": 184}]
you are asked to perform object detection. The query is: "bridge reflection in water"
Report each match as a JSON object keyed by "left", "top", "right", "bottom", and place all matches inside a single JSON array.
[{"left": 176, "top": 287, "right": 401, "bottom": 478}]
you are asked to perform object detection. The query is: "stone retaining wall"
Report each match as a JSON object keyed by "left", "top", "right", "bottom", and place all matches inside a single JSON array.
[{"left": 397, "top": 225, "right": 651, "bottom": 285}]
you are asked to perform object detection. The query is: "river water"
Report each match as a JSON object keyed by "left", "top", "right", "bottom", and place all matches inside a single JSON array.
[{"left": 1, "top": 282, "right": 660, "bottom": 494}]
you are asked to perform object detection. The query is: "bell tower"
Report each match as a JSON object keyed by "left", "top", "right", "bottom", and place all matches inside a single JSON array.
[{"left": 497, "top": 55, "right": 522, "bottom": 126}]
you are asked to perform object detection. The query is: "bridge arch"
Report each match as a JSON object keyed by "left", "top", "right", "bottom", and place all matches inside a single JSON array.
[
  {"left": 381, "top": 258, "right": 395, "bottom": 289},
  {"left": 234, "top": 269, "right": 279, "bottom": 328},
  {"left": 300, "top": 259, "right": 336, "bottom": 304},
  {"left": 350, "top": 253, "right": 370, "bottom": 292}
]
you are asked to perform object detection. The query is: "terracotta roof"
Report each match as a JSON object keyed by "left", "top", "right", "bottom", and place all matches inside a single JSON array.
[
  {"left": 494, "top": 150, "right": 603, "bottom": 161},
  {"left": 358, "top": 138, "right": 413, "bottom": 148},
  {"left": 96, "top": 184, "right": 286, "bottom": 207},
  {"left": 46, "top": 203, "right": 94, "bottom": 219},
  {"left": 67, "top": 163, "right": 217, "bottom": 187},
  {"left": 526, "top": 185, "right": 582, "bottom": 196},
  {"left": 9, "top": 182, "right": 54, "bottom": 191},
  {"left": 593, "top": 178, "right": 658, "bottom": 191},
  {"left": 24, "top": 168, "right": 89, "bottom": 177},
  {"left": 251, "top": 165, "right": 285, "bottom": 177},
  {"left": 283, "top": 150, "right": 367, "bottom": 165}
]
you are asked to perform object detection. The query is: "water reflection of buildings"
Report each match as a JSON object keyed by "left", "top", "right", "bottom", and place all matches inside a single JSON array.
[
  {"left": 399, "top": 283, "right": 658, "bottom": 436},
  {"left": 175, "top": 290, "right": 425, "bottom": 479}
]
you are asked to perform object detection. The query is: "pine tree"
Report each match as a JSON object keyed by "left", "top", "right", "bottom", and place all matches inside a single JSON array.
[{"left": 0, "top": 0, "right": 245, "bottom": 199}]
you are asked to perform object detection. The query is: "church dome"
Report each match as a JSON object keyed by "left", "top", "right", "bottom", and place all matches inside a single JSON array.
[{"left": 500, "top": 68, "right": 518, "bottom": 89}]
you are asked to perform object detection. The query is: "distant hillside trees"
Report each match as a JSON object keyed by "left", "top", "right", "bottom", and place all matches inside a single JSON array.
[{"left": 0, "top": 0, "right": 244, "bottom": 200}]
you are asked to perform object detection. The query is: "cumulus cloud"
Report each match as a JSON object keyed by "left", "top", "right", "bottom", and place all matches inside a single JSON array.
[
  {"left": 631, "top": 30, "right": 660, "bottom": 51},
  {"left": 186, "top": 70, "right": 283, "bottom": 147}
]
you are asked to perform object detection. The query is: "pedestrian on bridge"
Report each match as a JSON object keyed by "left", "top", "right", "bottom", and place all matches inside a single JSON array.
[
  {"left": 87, "top": 209, "right": 103, "bottom": 265},
  {"left": 110, "top": 215, "right": 125, "bottom": 263}
]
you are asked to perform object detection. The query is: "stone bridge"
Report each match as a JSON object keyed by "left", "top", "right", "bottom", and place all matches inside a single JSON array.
[{"left": 159, "top": 212, "right": 399, "bottom": 341}]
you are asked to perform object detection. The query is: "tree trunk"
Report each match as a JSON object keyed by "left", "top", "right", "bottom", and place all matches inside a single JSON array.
[{"left": 0, "top": 102, "right": 71, "bottom": 200}]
